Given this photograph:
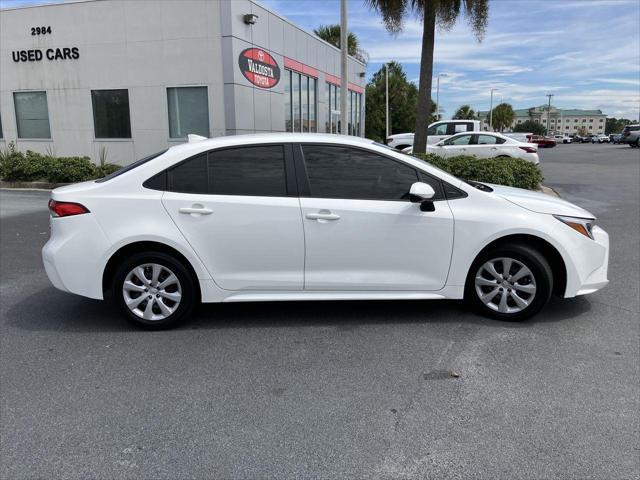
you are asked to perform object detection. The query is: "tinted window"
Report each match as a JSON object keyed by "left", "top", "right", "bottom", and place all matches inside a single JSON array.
[
  {"left": 302, "top": 145, "right": 418, "bottom": 200},
  {"left": 208, "top": 146, "right": 286, "bottom": 196},
  {"left": 477, "top": 135, "right": 506, "bottom": 145},
  {"left": 169, "top": 153, "right": 208, "bottom": 194}
]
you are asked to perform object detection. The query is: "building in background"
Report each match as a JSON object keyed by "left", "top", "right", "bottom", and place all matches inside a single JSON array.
[
  {"left": 0, "top": 0, "right": 366, "bottom": 164},
  {"left": 478, "top": 106, "right": 607, "bottom": 134}
]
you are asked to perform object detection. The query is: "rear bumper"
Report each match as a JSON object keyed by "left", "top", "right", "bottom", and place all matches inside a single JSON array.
[{"left": 42, "top": 214, "right": 111, "bottom": 300}]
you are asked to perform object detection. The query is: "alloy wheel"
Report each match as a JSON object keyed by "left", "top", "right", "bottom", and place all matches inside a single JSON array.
[
  {"left": 122, "top": 263, "right": 182, "bottom": 321},
  {"left": 474, "top": 257, "right": 537, "bottom": 314}
]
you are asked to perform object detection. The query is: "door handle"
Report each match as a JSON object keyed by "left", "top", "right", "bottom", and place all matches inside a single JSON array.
[
  {"left": 179, "top": 205, "right": 213, "bottom": 215},
  {"left": 491, "top": 147, "right": 498, "bottom": 150},
  {"left": 306, "top": 211, "right": 340, "bottom": 221}
]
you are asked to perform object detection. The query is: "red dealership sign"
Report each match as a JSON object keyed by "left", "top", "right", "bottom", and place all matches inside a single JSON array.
[{"left": 238, "top": 48, "right": 280, "bottom": 89}]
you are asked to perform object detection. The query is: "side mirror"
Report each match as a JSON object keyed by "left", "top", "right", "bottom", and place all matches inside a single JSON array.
[{"left": 409, "top": 182, "right": 435, "bottom": 207}]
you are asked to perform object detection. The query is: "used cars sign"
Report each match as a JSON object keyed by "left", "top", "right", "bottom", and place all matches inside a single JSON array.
[{"left": 238, "top": 48, "right": 280, "bottom": 89}]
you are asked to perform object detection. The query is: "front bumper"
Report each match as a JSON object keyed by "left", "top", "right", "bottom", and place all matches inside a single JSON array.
[{"left": 559, "top": 224, "right": 609, "bottom": 298}]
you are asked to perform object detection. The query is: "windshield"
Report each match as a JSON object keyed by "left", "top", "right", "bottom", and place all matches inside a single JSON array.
[{"left": 95, "top": 149, "right": 168, "bottom": 183}]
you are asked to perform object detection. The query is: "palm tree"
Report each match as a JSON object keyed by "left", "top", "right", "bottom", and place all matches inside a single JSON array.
[
  {"left": 313, "top": 24, "right": 368, "bottom": 64},
  {"left": 366, "top": 0, "right": 489, "bottom": 153},
  {"left": 490, "top": 103, "right": 515, "bottom": 132},
  {"left": 453, "top": 104, "right": 477, "bottom": 120}
]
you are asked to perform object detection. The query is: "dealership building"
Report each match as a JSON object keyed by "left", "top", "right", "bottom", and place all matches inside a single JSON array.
[{"left": 0, "top": 0, "right": 366, "bottom": 164}]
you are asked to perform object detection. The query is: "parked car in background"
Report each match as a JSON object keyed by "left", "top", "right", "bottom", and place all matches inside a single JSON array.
[
  {"left": 573, "top": 134, "right": 587, "bottom": 143},
  {"left": 402, "top": 132, "right": 539, "bottom": 164},
  {"left": 586, "top": 134, "right": 599, "bottom": 143},
  {"left": 528, "top": 135, "right": 557, "bottom": 148},
  {"left": 386, "top": 120, "right": 481, "bottom": 150},
  {"left": 620, "top": 125, "right": 640, "bottom": 147},
  {"left": 42, "top": 133, "right": 609, "bottom": 328},
  {"left": 592, "top": 134, "right": 610, "bottom": 143},
  {"left": 609, "top": 133, "right": 622, "bottom": 143},
  {"left": 503, "top": 133, "right": 531, "bottom": 143},
  {"left": 553, "top": 134, "right": 573, "bottom": 144}
]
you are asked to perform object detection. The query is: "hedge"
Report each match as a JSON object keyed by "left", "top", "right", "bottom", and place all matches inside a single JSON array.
[
  {"left": 0, "top": 143, "right": 122, "bottom": 183},
  {"left": 414, "top": 153, "right": 543, "bottom": 190}
]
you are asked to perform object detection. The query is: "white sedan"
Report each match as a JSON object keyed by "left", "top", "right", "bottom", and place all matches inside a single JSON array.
[
  {"left": 403, "top": 132, "right": 540, "bottom": 164},
  {"left": 43, "top": 133, "right": 608, "bottom": 329}
]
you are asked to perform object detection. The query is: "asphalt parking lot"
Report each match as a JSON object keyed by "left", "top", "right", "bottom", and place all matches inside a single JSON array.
[{"left": 1, "top": 143, "right": 638, "bottom": 479}]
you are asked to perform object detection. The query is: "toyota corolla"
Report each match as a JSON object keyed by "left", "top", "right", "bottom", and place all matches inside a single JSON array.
[{"left": 42, "top": 134, "right": 609, "bottom": 328}]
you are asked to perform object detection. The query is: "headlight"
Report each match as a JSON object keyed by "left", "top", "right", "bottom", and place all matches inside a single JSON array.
[{"left": 554, "top": 215, "right": 596, "bottom": 239}]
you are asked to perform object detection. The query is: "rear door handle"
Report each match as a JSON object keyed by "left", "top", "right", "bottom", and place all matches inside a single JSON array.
[
  {"left": 306, "top": 211, "right": 340, "bottom": 221},
  {"left": 179, "top": 205, "right": 213, "bottom": 215}
]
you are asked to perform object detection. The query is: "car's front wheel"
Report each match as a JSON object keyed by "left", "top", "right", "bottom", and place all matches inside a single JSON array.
[
  {"left": 465, "top": 244, "right": 553, "bottom": 321},
  {"left": 112, "top": 252, "right": 198, "bottom": 329}
]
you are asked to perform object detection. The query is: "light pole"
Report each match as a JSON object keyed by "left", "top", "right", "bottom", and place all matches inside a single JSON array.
[
  {"left": 489, "top": 88, "right": 498, "bottom": 131},
  {"left": 340, "top": 0, "right": 348, "bottom": 135},
  {"left": 385, "top": 63, "right": 390, "bottom": 139},
  {"left": 435, "top": 73, "right": 448, "bottom": 121},
  {"left": 546, "top": 93, "right": 554, "bottom": 135}
]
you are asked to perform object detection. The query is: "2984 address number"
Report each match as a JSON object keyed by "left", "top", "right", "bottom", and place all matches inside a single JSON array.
[{"left": 31, "top": 26, "right": 52, "bottom": 35}]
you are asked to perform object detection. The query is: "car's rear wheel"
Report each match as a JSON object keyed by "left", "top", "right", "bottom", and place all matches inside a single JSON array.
[
  {"left": 112, "top": 252, "right": 197, "bottom": 329},
  {"left": 465, "top": 244, "right": 553, "bottom": 321}
]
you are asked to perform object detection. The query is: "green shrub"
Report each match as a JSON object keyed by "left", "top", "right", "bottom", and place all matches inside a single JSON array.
[
  {"left": 0, "top": 145, "right": 54, "bottom": 182},
  {"left": 414, "top": 153, "right": 543, "bottom": 190},
  {"left": 46, "top": 156, "right": 97, "bottom": 183},
  {"left": 96, "top": 163, "right": 122, "bottom": 178}
]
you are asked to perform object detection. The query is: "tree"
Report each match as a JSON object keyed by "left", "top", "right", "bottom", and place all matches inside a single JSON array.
[
  {"left": 490, "top": 102, "right": 515, "bottom": 132},
  {"left": 513, "top": 119, "right": 546, "bottom": 135},
  {"left": 364, "top": 61, "right": 436, "bottom": 142},
  {"left": 605, "top": 117, "right": 633, "bottom": 134},
  {"left": 313, "top": 24, "right": 368, "bottom": 64},
  {"left": 453, "top": 104, "right": 477, "bottom": 120},
  {"left": 366, "top": 0, "right": 489, "bottom": 153}
]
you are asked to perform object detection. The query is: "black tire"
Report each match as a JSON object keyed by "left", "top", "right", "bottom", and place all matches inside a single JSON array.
[
  {"left": 464, "top": 243, "right": 553, "bottom": 322},
  {"left": 112, "top": 251, "right": 198, "bottom": 329}
]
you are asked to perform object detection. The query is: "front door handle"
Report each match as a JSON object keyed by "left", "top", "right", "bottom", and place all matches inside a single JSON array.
[
  {"left": 306, "top": 211, "right": 340, "bottom": 221},
  {"left": 179, "top": 204, "right": 213, "bottom": 216}
]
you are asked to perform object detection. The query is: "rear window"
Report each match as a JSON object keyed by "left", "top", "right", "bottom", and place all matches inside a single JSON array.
[
  {"left": 624, "top": 126, "right": 640, "bottom": 132},
  {"left": 95, "top": 149, "right": 167, "bottom": 183}
]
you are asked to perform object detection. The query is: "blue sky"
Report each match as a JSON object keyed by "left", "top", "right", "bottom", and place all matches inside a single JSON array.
[{"left": 3, "top": 0, "right": 639, "bottom": 120}]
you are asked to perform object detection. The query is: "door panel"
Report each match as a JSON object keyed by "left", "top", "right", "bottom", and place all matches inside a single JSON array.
[
  {"left": 163, "top": 193, "right": 304, "bottom": 290},
  {"left": 159, "top": 144, "right": 304, "bottom": 291},
  {"left": 301, "top": 198, "right": 454, "bottom": 290},
  {"left": 298, "top": 144, "right": 454, "bottom": 291}
]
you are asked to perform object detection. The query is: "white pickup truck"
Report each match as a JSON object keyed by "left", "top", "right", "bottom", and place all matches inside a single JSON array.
[{"left": 386, "top": 120, "right": 481, "bottom": 150}]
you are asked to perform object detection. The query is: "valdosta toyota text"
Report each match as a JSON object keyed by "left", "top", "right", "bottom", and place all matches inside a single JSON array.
[{"left": 43, "top": 133, "right": 609, "bottom": 329}]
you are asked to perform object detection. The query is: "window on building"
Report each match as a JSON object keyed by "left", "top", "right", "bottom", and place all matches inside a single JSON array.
[
  {"left": 589, "top": 119, "right": 594, "bottom": 123},
  {"left": 91, "top": 89, "right": 131, "bottom": 139},
  {"left": 348, "top": 89, "right": 363, "bottom": 136},
  {"left": 302, "top": 145, "right": 419, "bottom": 200},
  {"left": 284, "top": 69, "right": 317, "bottom": 133},
  {"left": 599, "top": 119, "right": 604, "bottom": 122},
  {"left": 167, "top": 87, "right": 209, "bottom": 138},
  {"left": 326, "top": 83, "right": 340, "bottom": 133},
  {"left": 13, "top": 91, "right": 51, "bottom": 139}
]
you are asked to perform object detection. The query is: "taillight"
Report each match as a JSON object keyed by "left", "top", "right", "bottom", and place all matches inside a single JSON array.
[
  {"left": 519, "top": 146, "right": 537, "bottom": 153},
  {"left": 48, "top": 199, "right": 90, "bottom": 217}
]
